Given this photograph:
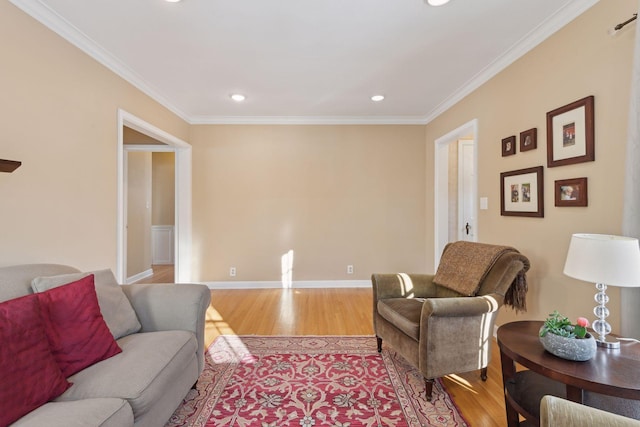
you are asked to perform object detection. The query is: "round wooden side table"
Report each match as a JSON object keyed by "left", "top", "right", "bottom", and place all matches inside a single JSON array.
[{"left": 497, "top": 320, "right": 640, "bottom": 426}]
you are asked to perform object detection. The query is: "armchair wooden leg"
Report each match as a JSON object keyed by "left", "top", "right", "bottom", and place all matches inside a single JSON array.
[
  {"left": 481, "top": 367, "right": 488, "bottom": 381},
  {"left": 376, "top": 336, "right": 382, "bottom": 353},
  {"left": 425, "top": 378, "right": 434, "bottom": 401}
]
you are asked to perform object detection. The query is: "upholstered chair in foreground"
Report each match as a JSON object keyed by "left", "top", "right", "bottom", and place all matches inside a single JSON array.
[
  {"left": 541, "top": 395, "right": 640, "bottom": 427},
  {"left": 372, "top": 241, "right": 530, "bottom": 401}
]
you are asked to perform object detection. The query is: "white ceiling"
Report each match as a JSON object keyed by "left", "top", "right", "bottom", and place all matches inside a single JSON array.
[{"left": 11, "top": 0, "right": 598, "bottom": 124}]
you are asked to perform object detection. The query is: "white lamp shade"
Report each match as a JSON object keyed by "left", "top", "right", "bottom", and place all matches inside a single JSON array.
[{"left": 564, "top": 234, "right": 640, "bottom": 287}]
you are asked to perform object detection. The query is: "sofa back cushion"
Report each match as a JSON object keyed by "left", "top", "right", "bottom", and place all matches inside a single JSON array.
[
  {"left": 32, "top": 269, "right": 141, "bottom": 339},
  {"left": 0, "top": 264, "right": 80, "bottom": 303},
  {"left": 37, "top": 274, "right": 123, "bottom": 377},
  {"left": 0, "top": 293, "right": 71, "bottom": 426}
]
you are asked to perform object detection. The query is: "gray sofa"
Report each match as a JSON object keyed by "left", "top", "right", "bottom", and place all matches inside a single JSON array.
[{"left": 0, "top": 264, "right": 211, "bottom": 427}]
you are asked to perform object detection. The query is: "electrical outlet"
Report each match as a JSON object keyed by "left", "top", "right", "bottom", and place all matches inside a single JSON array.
[
  {"left": 229, "top": 267, "right": 236, "bottom": 277},
  {"left": 347, "top": 265, "right": 354, "bottom": 274}
]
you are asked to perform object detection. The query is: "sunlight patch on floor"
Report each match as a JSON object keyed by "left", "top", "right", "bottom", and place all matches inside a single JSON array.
[
  {"left": 444, "top": 374, "right": 479, "bottom": 395},
  {"left": 205, "top": 305, "right": 236, "bottom": 342}
]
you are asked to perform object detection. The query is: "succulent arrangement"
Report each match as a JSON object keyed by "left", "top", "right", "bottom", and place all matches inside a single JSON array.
[{"left": 539, "top": 310, "right": 590, "bottom": 339}]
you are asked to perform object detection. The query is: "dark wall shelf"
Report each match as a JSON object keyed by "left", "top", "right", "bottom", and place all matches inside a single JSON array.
[{"left": 0, "top": 159, "right": 22, "bottom": 173}]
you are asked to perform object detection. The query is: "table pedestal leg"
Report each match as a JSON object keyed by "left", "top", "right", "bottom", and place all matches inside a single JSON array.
[
  {"left": 500, "top": 349, "right": 521, "bottom": 427},
  {"left": 566, "top": 385, "right": 584, "bottom": 403}
]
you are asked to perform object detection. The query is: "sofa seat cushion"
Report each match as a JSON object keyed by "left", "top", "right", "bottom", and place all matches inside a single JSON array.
[
  {"left": 377, "top": 298, "right": 424, "bottom": 340},
  {"left": 56, "top": 330, "right": 197, "bottom": 422},
  {"left": 11, "top": 398, "right": 133, "bottom": 427}
]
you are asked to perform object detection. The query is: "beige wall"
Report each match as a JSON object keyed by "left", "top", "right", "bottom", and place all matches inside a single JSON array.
[
  {"left": 152, "top": 152, "right": 176, "bottom": 226},
  {"left": 190, "top": 125, "right": 426, "bottom": 282},
  {"left": 0, "top": 2, "right": 189, "bottom": 272},
  {"left": 424, "top": 0, "right": 637, "bottom": 331}
]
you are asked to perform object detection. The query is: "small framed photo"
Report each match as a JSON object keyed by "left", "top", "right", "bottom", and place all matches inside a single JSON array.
[
  {"left": 520, "top": 128, "right": 537, "bottom": 152},
  {"left": 500, "top": 166, "right": 544, "bottom": 217},
  {"left": 555, "top": 177, "right": 588, "bottom": 207},
  {"left": 502, "top": 136, "right": 516, "bottom": 157},
  {"left": 546, "top": 96, "right": 595, "bottom": 167}
]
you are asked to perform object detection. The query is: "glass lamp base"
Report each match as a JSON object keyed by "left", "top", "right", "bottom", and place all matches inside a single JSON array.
[{"left": 596, "top": 339, "right": 620, "bottom": 349}]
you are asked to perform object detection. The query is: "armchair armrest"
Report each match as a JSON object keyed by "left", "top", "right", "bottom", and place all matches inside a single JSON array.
[
  {"left": 121, "top": 283, "right": 211, "bottom": 374},
  {"left": 419, "top": 294, "right": 501, "bottom": 378},
  {"left": 421, "top": 293, "right": 501, "bottom": 318}
]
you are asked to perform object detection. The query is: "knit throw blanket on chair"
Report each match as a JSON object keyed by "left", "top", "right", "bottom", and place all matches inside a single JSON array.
[{"left": 432, "top": 241, "right": 530, "bottom": 311}]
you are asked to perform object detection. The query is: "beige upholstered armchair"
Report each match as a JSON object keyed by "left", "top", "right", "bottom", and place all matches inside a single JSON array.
[
  {"left": 372, "top": 241, "right": 530, "bottom": 401},
  {"left": 541, "top": 396, "right": 640, "bottom": 427}
]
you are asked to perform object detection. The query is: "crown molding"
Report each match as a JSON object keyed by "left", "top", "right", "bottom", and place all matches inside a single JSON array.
[
  {"left": 421, "top": 0, "right": 600, "bottom": 124},
  {"left": 11, "top": 0, "right": 598, "bottom": 126},
  {"left": 188, "top": 115, "right": 428, "bottom": 125}
]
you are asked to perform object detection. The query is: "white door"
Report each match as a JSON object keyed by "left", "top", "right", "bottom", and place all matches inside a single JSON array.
[
  {"left": 457, "top": 139, "right": 476, "bottom": 241},
  {"left": 434, "top": 119, "right": 478, "bottom": 268}
]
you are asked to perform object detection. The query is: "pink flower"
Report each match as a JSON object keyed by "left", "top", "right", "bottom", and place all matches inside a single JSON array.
[{"left": 576, "top": 317, "right": 590, "bottom": 327}]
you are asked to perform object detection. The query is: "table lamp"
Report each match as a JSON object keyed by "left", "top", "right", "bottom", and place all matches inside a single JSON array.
[{"left": 563, "top": 233, "right": 640, "bottom": 349}]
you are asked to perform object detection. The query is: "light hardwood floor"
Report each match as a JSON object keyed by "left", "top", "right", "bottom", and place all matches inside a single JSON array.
[{"left": 138, "top": 266, "right": 507, "bottom": 426}]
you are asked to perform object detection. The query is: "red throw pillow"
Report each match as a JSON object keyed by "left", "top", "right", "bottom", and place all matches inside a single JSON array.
[
  {"left": 37, "top": 274, "right": 122, "bottom": 377},
  {"left": 0, "top": 294, "right": 71, "bottom": 426}
]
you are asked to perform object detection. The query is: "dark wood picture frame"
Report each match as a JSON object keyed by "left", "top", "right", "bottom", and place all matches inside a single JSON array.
[
  {"left": 500, "top": 166, "right": 544, "bottom": 217},
  {"left": 520, "top": 128, "right": 537, "bottom": 152},
  {"left": 502, "top": 136, "right": 516, "bottom": 157},
  {"left": 555, "top": 177, "right": 588, "bottom": 207},
  {"left": 546, "top": 95, "right": 595, "bottom": 167},
  {"left": 0, "top": 159, "right": 22, "bottom": 173}
]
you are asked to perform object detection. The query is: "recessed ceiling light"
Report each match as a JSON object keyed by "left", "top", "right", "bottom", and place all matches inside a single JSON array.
[
  {"left": 426, "top": 0, "right": 450, "bottom": 5},
  {"left": 165, "top": 0, "right": 182, "bottom": 3},
  {"left": 371, "top": 95, "right": 385, "bottom": 102},
  {"left": 230, "top": 94, "right": 246, "bottom": 102}
]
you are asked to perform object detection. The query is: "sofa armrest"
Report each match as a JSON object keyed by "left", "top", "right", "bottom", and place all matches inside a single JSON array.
[
  {"left": 541, "top": 395, "right": 640, "bottom": 427},
  {"left": 121, "top": 283, "right": 211, "bottom": 374}
]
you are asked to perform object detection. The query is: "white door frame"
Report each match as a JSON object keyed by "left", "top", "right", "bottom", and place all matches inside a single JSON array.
[
  {"left": 457, "top": 139, "right": 475, "bottom": 241},
  {"left": 117, "top": 109, "right": 192, "bottom": 283},
  {"left": 434, "top": 119, "right": 478, "bottom": 268}
]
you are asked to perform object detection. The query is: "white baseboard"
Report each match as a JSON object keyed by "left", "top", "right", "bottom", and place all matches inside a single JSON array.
[
  {"left": 204, "top": 279, "right": 371, "bottom": 290},
  {"left": 126, "top": 268, "right": 153, "bottom": 284}
]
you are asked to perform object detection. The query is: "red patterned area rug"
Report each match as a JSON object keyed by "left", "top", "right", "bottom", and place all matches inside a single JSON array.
[{"left": 166, "top": 336, "right": 469, "bottom": 427}]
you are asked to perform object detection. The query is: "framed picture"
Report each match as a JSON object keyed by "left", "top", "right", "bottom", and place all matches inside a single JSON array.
[
  {"left": 502, "top": 136, "right": 516, "bottom": 156},
  {"left": 546, "top": 96, "right": 595, "bottom": 167},
  {"left": 555, "top": 177, "right": 588, "bottom": 207},
  {"left": 500, "top": 166, "right": 544, "bottom": 217},
  {"left": 520, "top": 128, "right": 537, "bottom": 152}
]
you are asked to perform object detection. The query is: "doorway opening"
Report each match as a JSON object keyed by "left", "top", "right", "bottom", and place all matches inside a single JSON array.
[
  {"left": 434, "top": 119, "right": 479, "bottom": 268},
  {"left": 116, "top": 109, "right": 192, "bottom": 284}
]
